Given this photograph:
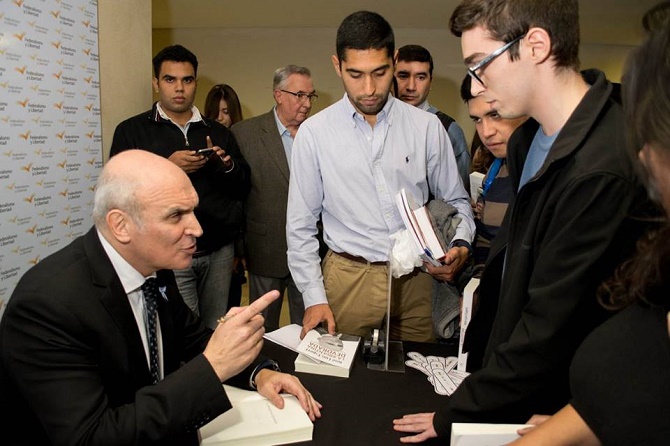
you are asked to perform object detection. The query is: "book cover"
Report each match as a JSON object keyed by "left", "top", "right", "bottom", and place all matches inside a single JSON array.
[
  {"left": 395, "top": 188, "right": 442, "bottom": 266},
  {"left": 450, "top": 423, "right": 530, "bottom": 446},
  {"left": 294, "top": 329, "right": 360, "bottom": 378},
  {"left": 200, "top": 385, "right": 313, "bottom": 446}
]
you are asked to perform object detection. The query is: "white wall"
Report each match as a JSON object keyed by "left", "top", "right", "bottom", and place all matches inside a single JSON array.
[{"left": 153, "top": 27, "right": 637, "bottom": 145}]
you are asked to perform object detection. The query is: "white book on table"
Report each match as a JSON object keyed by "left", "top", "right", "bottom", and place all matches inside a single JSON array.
[
  {"left": 294, "top": 329, "right": 360, "bottom": 378},
  {"left": 450, "top": 423, "right": 530, "bottom": 446},
  {"left": 295, "top": 352, "right": 352, "bottom": 378},
  {"left": 200, "top": 385, "right": 313, "bottom": 446}
]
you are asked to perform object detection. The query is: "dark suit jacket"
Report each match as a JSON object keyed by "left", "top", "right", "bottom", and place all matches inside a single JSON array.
[
  {"left": 231, "top": 110, "right": 291, "bottom": 278},
  {"left": 0, "top": 228, "right": 258, "bottom": 445}
]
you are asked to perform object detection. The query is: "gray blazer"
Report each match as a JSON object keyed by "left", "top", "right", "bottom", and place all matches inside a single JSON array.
[{"left": 231, "top": 110, "right": 291, "bottom": 278}]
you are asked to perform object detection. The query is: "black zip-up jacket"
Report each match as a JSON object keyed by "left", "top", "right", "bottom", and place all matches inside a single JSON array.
[
  {"left": 433, "top": 70, "right": 655, "bottom": 437},
  {"left": 110, "top": 103, "right": 250, "bottom": 253}
]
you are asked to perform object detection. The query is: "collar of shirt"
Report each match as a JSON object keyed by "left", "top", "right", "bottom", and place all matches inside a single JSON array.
[
  {"left": 155, "top": 102, "right": 203, "bottom": 129},
  {"left": 419, "top": 101, "right": 439, "bottom": 115},
  {"left": 342, "top": 92, "right": 394, "bottom": 127},
  {"left": 273, "top": 106, "right": 291, "bottom": 138},
  {"left": 273, "top": 106, "right": 294, "bottom": 161},
  {"left": 97, "top": 229, "right": 156, "bottom": 294}
]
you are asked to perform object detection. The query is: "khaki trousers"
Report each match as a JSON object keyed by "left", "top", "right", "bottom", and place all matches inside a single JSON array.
[{"left": 322, "top": 251, "right": 435, "bottom": 342}]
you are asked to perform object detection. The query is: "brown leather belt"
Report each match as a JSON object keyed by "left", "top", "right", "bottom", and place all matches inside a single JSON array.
[{"left": 334, "top": 251, "right": 386, "bottom": 266}]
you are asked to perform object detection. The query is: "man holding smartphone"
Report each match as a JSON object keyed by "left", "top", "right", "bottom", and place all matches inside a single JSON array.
[{"left": 110, "top": 44, "right": 250, "bottom": 329}]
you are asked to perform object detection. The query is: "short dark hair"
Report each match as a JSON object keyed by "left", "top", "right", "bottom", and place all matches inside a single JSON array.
[
  {"left": 203, "top": 84, "right": 243, "bottom": 126},
  {"left": 449, "top": 0, "right": 580, "bottom": 71},
  {"left": 336, "top": 11, "right": 394, "bottom": 62},
  {"left": 152, "top": 44, "right": 198, "bottom": 78},
  {"left": 459, "top": 75, "right": 474, "bottom": 102},
  {"left": 396, "top": 45, "right": 434, "bottom": 77}
]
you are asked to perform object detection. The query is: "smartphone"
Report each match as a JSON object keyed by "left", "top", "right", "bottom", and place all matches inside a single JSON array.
[{"left": 196, "top": 148, "right": 215, "bottom": 157}]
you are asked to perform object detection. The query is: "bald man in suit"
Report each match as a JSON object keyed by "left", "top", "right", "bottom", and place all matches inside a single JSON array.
[
  {"left": 231, "top": 65, "right": 317, "bottom": 331},
  {"left": 0, "top": 150, "right": 320, "bottom": 445}
]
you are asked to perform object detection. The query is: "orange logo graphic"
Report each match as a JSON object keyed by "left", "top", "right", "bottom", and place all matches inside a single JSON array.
[
  {"left": 87, "top": 157, "right": 96, "bottom": 165},
  {"left": 54, "top": 101, "right": 64, "bottom": 110},
  {"left": 1, "top": 115, "right": 9, "bottom": 123},
  {"left": 17, "top": 98, "right": 29, "bottom": 108},
  {"left": 3, "top": 150, "right": 12, "bottom": 157},
  {"left": 53, "top": 71, "right": 62, "bottom": 80},
  {"left": 31, "top": 116, "right": 41, "bottom": 124},
  {"left": 57, "top": 160, "right": 67, "bottom": 169},
  {"left": 85, "top": 130, "right": 94, "bottom": 139},
  {"left": 83, "top": 75, "right": 93, "bottom": 83},
  {"left": 60, "top": 216, "right": 70, "bottom": 225},
  {"left": 82, "top": 48, "right": 91, "bottom": 56},
  {"left": 35, "top": 179, "right": 44, "bottom": 186},
  {"left": 13, "top": 32, "right": 26, "bottom": 41},
  {"left": 24, "top": 194, "right": 35, "bottom": 203},
  {"left": 26, "top": 225, "right": 37, "bottom": 234},
  {"left": 6, "top": 182, "right": 15, "bottom": 190},
  {"left": 57, "top": 88, "right": 65, "bottom": 94},
  {"left": 15, "top": 66, "right": 27, "bottom": 75},
  {"left": 29, "top": 256, "right": 40, "bottom": 266},
  {"left": 19, "top": 130, "right": 31, "bottom": 140},
  {"left": 56, "top": 131, "right": 65, "bottom": 139},
  {"left": 27, "top": 21, "right": 36, "bottom": 28},
  {"left": 30, "top": 84, "right": 39, "bottom": 91},
  {"left": 58, "top": 189, "right": 68, "bottom": 197},
  {"left": 13, "top": 0, "right": 25, "bottom": 7},
  {"left": 50, "top": 10, "right": 61, "bottom": 19},
  {"left": 84, "top": 103, "right": 93, "bottom": 111},
  {"left": 82, "top": 19, "right": 91, "bottom": 28},
  {"left": 21, "top": 163, "right": 33, "bottom": 172},
  {"left": 52, "top": 41, "right": 62, "bottom": 49},
  {"left": 0, "top": 81, "right": 9, "bottom": 89}
]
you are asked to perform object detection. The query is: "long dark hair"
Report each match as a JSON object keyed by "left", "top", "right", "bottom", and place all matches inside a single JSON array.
[
  {"left": 204, "top": 84, "right": 243, "bottom": 126},
  {"left": 597, "top": 18, "right": 670, "bottom": 311}
]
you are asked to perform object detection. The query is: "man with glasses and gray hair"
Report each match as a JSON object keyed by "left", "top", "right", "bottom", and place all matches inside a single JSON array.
[
  {"left": 231, "top": 65, "right": 316, "bottom": 331},
  {"left": 394, "top": 0, "right": 654, "bottom": 441}
]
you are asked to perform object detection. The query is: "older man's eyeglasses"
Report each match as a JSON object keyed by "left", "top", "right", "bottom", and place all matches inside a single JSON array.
[
  {"left": 467, "top": 34, "right": 526, "bottom": 87},
  {"left": 280, "top": 89, "right": 318, "bottom": 103}
]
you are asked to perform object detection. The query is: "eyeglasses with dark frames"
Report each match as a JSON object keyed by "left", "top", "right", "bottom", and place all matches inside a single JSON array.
[
  {"left": 467, "top": 33, "right": 526, "bottom": 87},
  {"left": 280, "top": 89, "right": 318, "bottom": 103}
]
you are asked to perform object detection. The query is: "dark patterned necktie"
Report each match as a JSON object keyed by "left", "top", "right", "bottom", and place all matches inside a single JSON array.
[{"left": 141, "top": 278, "right": 160, "bottom": 384}]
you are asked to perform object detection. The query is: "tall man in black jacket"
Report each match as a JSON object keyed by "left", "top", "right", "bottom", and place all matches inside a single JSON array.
[
  {"left": 111, "top": 45, "right": 250, "bottom": 329},
  {"left": 394, "top": 0, "right": 655, "bottom": 441}
]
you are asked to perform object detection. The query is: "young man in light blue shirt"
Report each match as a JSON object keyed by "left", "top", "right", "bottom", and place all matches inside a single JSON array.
[{"left": 287, "top": 11, "right": 475, "bottom": 343}]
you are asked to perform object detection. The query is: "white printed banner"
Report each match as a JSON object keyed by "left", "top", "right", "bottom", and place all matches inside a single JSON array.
[{"left": 0, "top": 0, "right": 102, "bottom": 319}]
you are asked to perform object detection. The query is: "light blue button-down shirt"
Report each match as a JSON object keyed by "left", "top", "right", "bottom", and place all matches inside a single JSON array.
[
  {"left": 273, "top": 107, "right": 294, "bottom": 163},
  {"left": 287, "top": 94, "right": 475, "bottom": 308}
]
